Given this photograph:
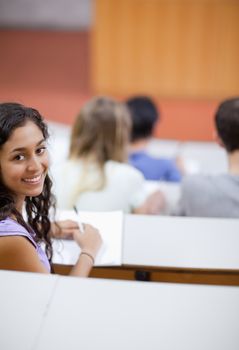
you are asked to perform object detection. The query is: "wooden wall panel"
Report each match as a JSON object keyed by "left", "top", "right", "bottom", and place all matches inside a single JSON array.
[
  {"left": 0, "top": 30, "right": 90, "bottom": 93},
  {"left": 91, "top": 0, "right": 239, "bottom": 98},
  {"left": 0, "top": 28, "right": 218, "bottom": 141},
  {"left": 0, "top": 30, "right": 91, "bottom": 125}
]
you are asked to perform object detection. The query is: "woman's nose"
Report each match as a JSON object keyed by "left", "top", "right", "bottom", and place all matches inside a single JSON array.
[{"left": 27, "top": 156, "right": 41, "bottom": 172}]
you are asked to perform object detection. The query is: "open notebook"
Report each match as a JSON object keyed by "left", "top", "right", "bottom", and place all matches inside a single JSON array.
[{"left": 52, "top": 210, "right": 124, "bottom": 266}]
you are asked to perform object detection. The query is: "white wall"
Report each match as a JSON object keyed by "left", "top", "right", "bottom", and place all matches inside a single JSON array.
[{"left": 0, "top": 0, "right": 92, "bottom": 28}]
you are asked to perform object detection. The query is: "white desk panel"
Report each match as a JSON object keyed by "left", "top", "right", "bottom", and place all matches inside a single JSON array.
[
  {"left": 123, "top": 215, "right": 239, "bottom": 270},
  {"left": 36, "top": 277, "right": 239, "bottom": 350},
  {"left": 0, "top": 270, "right": 58, "bottom": 350}
]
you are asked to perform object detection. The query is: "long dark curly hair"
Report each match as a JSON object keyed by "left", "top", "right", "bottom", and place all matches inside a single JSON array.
[{"left": 0, "top": 102, "right": 56, "bottom": 262}]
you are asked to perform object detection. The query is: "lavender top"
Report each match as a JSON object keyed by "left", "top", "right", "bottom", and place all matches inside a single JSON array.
[{"left": 0, "top": 217, "right": 51, "bottom": 272}]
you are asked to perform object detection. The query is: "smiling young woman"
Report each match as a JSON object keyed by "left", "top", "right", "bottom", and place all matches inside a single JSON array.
[
  {"left": 0, "top": 121, "right": 49, "bottom": 210},
  {"left": 0, "top": 102, "right": 102, "bottom": 276}
]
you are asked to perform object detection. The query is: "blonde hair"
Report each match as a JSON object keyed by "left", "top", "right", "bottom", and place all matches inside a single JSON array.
[{"left": 68, "top": 96, "right": 131, "bottom": 204}]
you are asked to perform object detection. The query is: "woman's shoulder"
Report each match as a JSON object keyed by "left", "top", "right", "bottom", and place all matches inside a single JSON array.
[
  {"left": 0, "top": 217, "right": 26, "bottom": 232},
  {"left": 0, "top": 218, "right": 36, "bottom": 247},
  {"left": 51, "top": 159, "right": 84, "bottom": 188}
]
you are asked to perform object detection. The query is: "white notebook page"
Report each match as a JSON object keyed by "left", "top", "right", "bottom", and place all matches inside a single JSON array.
[{"left": 52, "top": 210, "right": 124, "bottom": 266}]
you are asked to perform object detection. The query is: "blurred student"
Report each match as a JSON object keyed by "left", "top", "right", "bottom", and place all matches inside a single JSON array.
[
  {"left": 53, "top": 96, "right": 164, "bottom": 214},
  {"left": 0, "top": 102, "right": 102, "bottom": 275},
  {"left": 126, "top": 96, "right": 182, "bottom": 182},
  {"left": 174, "top": 97, "right": 239, "bottom": 218}
]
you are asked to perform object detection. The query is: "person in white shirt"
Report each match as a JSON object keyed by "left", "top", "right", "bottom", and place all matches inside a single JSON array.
[{"left": 53, "top": 96, "right": 164, "bottom": 214}]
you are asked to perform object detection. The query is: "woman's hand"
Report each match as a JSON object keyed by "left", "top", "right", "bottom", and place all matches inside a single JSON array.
[
  {"left": 52, "top": 221, "right": 102, "bottom": 277},
  {"left": 51, "top": 220, "right": 102, "bottom": 259},
  {"left": 73, "top": 224, "right": 102, "bottom": 260},
  {"left": 50, "top": 220, "right": 79, "bottom": 239},
  {"left": 134, "top": 190, "right": 166, "bottom": 215}
]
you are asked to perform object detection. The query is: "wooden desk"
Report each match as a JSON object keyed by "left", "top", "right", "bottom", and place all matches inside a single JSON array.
[{"left": 54, "top": 215, "right": 239, "bottom": 286}]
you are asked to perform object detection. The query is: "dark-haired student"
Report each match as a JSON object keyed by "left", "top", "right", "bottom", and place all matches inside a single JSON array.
[
  {"left": 174, "top": 97, "right": 239, "bottom": 218},
  {"left": 126, "top": 96, "right": 182, "bottom": 182},
  {"left": 0, "top": 102, "right": 102, "bottom": 275}
]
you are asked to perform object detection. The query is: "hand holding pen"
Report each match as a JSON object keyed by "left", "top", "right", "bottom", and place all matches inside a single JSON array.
[
  {"left": 73, "top": 205, "right": 85, "bottom": 233},
  {"left": 73, "top": 205, "right": 102, "bottom": 264}
]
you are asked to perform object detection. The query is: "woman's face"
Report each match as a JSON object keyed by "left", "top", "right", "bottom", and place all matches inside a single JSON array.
[{"left": 0, "top": 121, "right": 49, "bottom": 210}]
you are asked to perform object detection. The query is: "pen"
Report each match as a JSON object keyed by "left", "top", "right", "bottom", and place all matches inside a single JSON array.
[{"left": 73, "top": 205, "right": 85, "bottom": 233}]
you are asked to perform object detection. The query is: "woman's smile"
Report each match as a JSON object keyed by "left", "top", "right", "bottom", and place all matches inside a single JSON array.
[{"left": 22, "top": 174, "right": 44, "bottom": 184}]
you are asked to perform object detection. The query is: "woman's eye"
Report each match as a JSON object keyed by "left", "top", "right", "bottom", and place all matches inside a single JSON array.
[
  {"left": 14, "top": 154, "right": 25, "bottom": 161},
  {"left": 36, "top": 146, "right": 46, "bottom": 155}
]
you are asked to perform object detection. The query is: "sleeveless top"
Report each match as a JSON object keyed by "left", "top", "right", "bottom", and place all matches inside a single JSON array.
[{"left": 0, "top": 217, "right": 51, "bottom": 272}]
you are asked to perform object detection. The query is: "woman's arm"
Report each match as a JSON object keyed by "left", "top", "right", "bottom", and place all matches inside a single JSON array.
[
  {"left": 0, "top": 223, "right": 102, "bottom": 277},
  {"left": 0, "top": 236, "right": 49, "bottom": 273}
]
